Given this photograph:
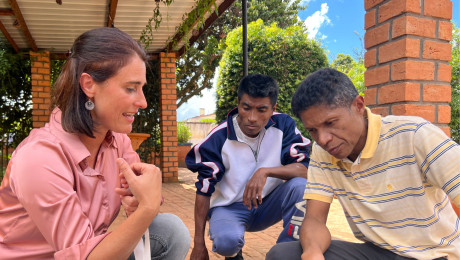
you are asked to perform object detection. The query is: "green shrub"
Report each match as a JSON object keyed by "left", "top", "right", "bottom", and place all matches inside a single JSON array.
[
  {"left": 177, "top": 121, "right": 192, "bottom": 143},
  {"left": 215, "top": 19, "right": 329, "bottom": 137},
  {"left": 199, "top": 118, "right": 216, "bottom": 123}
]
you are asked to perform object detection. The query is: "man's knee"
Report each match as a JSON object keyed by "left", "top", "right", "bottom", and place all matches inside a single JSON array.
[
  {"left": 266, "top": 241, "right": 302, "bottom": 260},
  {"left": 211, "top": 229, "right": 244, "bottom": 257},
  {"left": 149, "top": 213, "right": 191, "bottom": 250}
]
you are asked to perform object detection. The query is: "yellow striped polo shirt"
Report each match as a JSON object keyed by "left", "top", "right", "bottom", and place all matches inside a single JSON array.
[{"left": 304, "top": 108, "right": 460, "bottom": 259}]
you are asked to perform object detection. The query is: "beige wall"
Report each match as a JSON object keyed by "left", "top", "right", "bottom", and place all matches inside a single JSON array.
[{"left": 186, "top": 122, "right": 216, "bottom": 139}]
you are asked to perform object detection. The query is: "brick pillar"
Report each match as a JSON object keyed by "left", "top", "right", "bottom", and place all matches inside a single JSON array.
[
  {"left": 159, "top": 52, "right": 178, "bottom": 182},
  {"left": 30, "top": 51, "right": 51, "bottom": 128},
  {"left": 364, "top": 0, "right": 453, "bottom": 137}
]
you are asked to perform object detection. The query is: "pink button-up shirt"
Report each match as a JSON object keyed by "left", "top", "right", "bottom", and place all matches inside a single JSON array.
[{"left": 0, "top": 109, "right": 140, "bottom": 259}]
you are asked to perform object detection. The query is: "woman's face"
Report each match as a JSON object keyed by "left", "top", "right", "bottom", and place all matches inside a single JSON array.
[{"left": 90, "top": 55, "right": 147, "bottom": 134}]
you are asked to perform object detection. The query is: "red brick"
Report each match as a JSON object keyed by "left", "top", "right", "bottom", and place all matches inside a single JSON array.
[
  {"left": 378, "top": 82, "right": 420, "bottom": 104},
  {"left": 37, "top": 68, "right": 50, "bottom": 74},
  {"left": 32, "top": 98, "right": 44, "bottom": 104},
  {"left": 43, "top": 63, "right": 50, "bottom": 69},
  {"left": 44, "top": 75, "right": 50, "bottom": 80},
  {"left": 160, "top": 73, "right": 166, "bottom": 79},
  {"left": 32, "top": 80, "right": 37, "bottom": 86},
  {"left": 364, "top": 88, "right": 377, "bottom": 105},
  {"left": 163, "top": 172, "right": 173, "bottom": 178},
  {"left": 31, "top": 68, "right": 37, "bottom": 73},
  {"left": 32, "top": 110, "right": 44, "bottom": 115},
  {"left": 33, "top": 104, "right": 38, "bottom": 109},
  {"left": 391, "top": 60, "right": 434, "bottom": 81},
  {"left": 423, "top": 84, "right": 451, "bottom": 102},
  {"left": 438, "top": 126, "right": 451, "bottom": 137},
  {"left": 32, "top": 86, "right": 44, "bottom": 92},
  {"left": 38, "top": 80, "right": 51, "bottom": 86},
  {"left": 163, "top": 110, "right": 172, "bottom": 115},
  {"left": 364, "top": 23, "right": 390, "bottom": 48},
  {"left": 167, "top": 52, "right": 177, "bottom": 58},
  {"left": 32, "top": 62, "right": 43, "bottom": 68},
  {"left": 378, "top": 0, "right": 421, "bottom": 23},
  {"left": 392, "top": 16, "right": 436, "bottom": 39},
  {"left": 36, "top": 55, "right": 50, "bottom": 62},
  {"left": 364, "top": 49, "right": 377, "bottom": 68},
  {"left": 378, "top": 38, "right": 420, "bottom": 63},
  {"left": 31, "top": 74, "right": 43, "bottom": 80},
  {"left": 33, "top": 122, "right": 45, "bottom": 128},
  {"left": 438, "top": 105, "right": 451, "bottom": 124},
  {"left": 166, "top": 94, "right": 176, "bottom": 99},
  {"left": 161, "top": 67, "right": 170, "bottom": 73},
  {"left": 38, "top": 104, "right": 49, "bottom": 109},
  {"left": 365, "top": 0, "right": 385, "bottom": 10},
  {"left": 162, "top": 99, "right": 173, "bottom": 105},
  {"left": 32, "top": 92, "right": 39, "bottom": 97},
  {"left": 167, "top": 105, "right": 176, "bottom": 110},
  {"left": 160, "top": 52, "right": 166, "bottom": 57},
  {"left": 439, "top": 21, "right": 453, "bottom": 41},
  {"left": 166, "top": 73, "right": 175, "bottom": 79},
  {"left": 164, "top": 162, "right": 173, "bottom": 167},
  {"left": 166, "top": 63, "right": 176, "bottom": 68},
  {"left": 437, "top": 64, "right": 451, "bottom": 82},
  {"left": 365, "top": 10, "right": 376, "bottom": 30},
  {"left": 38, "top": 116, "right": 49, "bottom": 122},
  {"left": 167, "top": 83, "right": 176, "bottom": 89},
  {"left": 364, "top": 65, "right": 390, "bottom": 87},
  {"left": 168, "top": 116, "right": 177, "bottom": 121},
  {"left": 392, "top": 104, "right": 435, "bottom": 122},
  {"left": 424, "top": 0, "right": 452, "bottom": 19},
  {"left": 38, "top": 92, "right": 50, "bottom": 98},
  {"left": 162, "top": 90, "right": 172, "bottom": 95},
  {"left": 44, "top": 87, "right": 51, "bottom": 92},
  {"left": 161, "top": 79, "right": 171, "bottom": 84},
  {"left": 161, "top": 57, "right": 170, "bottom": 63},
  {"left": 423, "top": 41, "right": 452, "bottom": 61}
]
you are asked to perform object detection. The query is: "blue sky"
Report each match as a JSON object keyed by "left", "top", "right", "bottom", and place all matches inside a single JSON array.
[{"left": 177, "top": 0, "right": 460, "bottom": 121}]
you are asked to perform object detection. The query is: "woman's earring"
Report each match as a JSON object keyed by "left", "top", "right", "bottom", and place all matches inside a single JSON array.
[{"left": 85, "top": 99, "right": 95, "bottom": 110}]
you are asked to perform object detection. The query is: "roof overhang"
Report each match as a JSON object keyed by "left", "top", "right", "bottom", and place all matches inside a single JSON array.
[{"left": 0, "top": 0, "right": 236, "bottom": 58}]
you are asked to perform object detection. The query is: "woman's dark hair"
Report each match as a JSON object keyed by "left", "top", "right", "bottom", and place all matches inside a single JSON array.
[
  {"left": 237, "top": 74, "right": 279, "bottom": 106},
  {"left": 50, "top": 27, "right": 148, "bottom": 138},
  {"left": 291, "top": 68, "right": 359, "bottom": 119}
]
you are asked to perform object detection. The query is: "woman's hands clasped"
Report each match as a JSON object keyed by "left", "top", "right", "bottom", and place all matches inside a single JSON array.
[{"left": 114, "top": 159, "right": 163, "bottom": 216}]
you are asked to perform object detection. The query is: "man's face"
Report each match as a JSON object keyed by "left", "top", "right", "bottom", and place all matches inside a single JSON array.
[
  {"left": 300, "top": 96, "right": 366, "bottom": 160},
  {"left": 237, "top": 93, "right": 277, "bottom": 138}
]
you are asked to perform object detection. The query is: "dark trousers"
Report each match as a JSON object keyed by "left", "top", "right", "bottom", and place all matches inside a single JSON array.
[{"left": 266, "top": 240, "right": 446, "bottom": 260}]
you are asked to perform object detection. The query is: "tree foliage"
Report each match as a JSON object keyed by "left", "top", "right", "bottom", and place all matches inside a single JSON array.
[
  {"left": 176, "top": 0, "right": 306, "bottom": 108},
  {"left": 331, "top": 53, "right": 366, "bottom": 96},
  {"left": 215, "top": 20, "right": 328, "bottom": 135},
  {"left": 449, "top": 23, "right": 460, "bottom": 143}
]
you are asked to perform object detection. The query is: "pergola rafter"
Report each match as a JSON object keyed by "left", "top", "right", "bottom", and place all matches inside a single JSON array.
[
  {"left": 107, "top": 0, "right": 118, "bottom": 28},
  {"left": 0, "top": 19, "right": 18, "bottom": 52},
  {"left": 7, "top": 0, "right": 37, "bottom": 51}
]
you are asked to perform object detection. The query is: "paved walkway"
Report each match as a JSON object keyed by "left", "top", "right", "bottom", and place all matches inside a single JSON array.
[{"left": 109, "top": 168, "right": 360, "bottom": 260}]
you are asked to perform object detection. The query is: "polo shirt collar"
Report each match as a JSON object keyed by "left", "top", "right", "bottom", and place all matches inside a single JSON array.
[{"left": 330, "top": 107, "right": 381, "bottom": 164}]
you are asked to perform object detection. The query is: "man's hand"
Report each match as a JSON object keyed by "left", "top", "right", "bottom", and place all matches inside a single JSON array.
[
  {"left": 243, "top": 168, "right": 268, "bottom": 210},
  {"left": 190, "top": 243, "right": 209, "bottom": 260}
]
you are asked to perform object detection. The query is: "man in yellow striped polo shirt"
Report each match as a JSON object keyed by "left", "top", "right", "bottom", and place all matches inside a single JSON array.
[{"left": 266, "top": 68, "right": 459, "bottom": 260}]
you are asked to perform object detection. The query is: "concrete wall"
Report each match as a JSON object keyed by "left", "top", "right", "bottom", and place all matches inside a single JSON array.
[{"left": 186, "top": 122, "right": 217, "bottom": 139}]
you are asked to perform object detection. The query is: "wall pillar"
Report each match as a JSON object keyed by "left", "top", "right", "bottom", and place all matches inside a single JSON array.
[
  {"left": 363, "top": 0, "right": 453, "bottom": 137},
  {"left": 159, "top": 52, "right": 179, "bottom": 182},
  {"left": 30, "top": 51, "right": 51, "bottom": 128}
]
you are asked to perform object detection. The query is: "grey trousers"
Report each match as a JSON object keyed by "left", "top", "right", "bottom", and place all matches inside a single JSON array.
[
  {"left": 266, "top": 240, "right": 446, "bottom": 260},
  {"left": 127, "top": 213, "right": 191, "bottom": 260}
]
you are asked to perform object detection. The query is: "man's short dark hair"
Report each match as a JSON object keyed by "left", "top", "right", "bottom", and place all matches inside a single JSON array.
[
  {"left": 291, "top": 68, "right": 359, "bottom": 118},
  {"left": 238, "top": 74, "right": 279, "bottom": 106}
]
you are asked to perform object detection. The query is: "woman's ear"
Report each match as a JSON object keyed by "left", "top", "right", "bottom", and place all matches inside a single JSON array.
[{"left": 79, "top": 73, "right": 96, "bottom": 98}]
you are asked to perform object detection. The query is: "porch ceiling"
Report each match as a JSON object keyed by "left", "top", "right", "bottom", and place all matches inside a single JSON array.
[{"left": 0, "top": 0, "right": 227, "bottom": 54}]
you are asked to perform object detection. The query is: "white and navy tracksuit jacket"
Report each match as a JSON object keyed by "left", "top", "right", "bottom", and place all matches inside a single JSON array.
[{"left": 186, "top": 108, "right": 311, "bottom": 209}]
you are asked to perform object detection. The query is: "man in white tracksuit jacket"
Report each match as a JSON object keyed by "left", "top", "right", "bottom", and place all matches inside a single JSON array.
[{"left": 186, "top": 74, "right": 311, "bottom": 260}]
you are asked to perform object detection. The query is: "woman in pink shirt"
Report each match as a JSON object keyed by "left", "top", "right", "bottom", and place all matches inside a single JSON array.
[{"left": 0, "top": 28, "right": 190, "bottom": 260}]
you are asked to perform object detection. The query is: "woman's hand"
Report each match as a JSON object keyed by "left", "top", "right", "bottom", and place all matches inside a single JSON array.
[{"left": 115, "top": 159, "right": 162, "bottom": 213}]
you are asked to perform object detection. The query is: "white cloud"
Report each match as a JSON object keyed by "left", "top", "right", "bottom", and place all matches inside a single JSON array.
[
  {"left": 289, "top": 0, "right": 315, "bottom": 6},
  {"left": 304, "top": 3, "right": 332, "bottom": 39},
  {"left": 334, "top": 39, "right": 337, "bottom": 42}
]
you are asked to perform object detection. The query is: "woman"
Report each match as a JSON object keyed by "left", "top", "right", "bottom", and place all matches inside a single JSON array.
[{"left": 0, "top": 28, "right": 190, "bottom": 260}]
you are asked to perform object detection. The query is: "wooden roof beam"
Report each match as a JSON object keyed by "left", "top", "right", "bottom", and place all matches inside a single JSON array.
[
  {"left": 107, "top": 0, "right": 118, "bottom": 27},
  {"left": 178, "top": 0, "right": 236, "bottom": 56},
  {"left": 7, "top": 0, "right": 37, "bottom": 51},
  {"left": 0, "top": 20, "right": 19, "bottom": 52},
  {"left": 0, "top": 9, "right": 14, "bottom": 16}
]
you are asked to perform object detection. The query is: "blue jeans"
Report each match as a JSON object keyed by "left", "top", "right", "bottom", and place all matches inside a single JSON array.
[
  {"left": 127, "top": 213, "right": 191, "bottom": 260},
  {"left": 208, "top": 177, "right": 307, "bottom": 257}
]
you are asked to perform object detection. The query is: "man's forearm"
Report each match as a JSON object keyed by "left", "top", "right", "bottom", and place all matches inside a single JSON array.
[
  {"left": 299, "top": 216, "right": 331, "bottom": 257},
  {"left": 194, "top": 194, "right": 211, "bottom": 244},
  {"left": 264, "top": 162, "right": 308, "bottom": 180}
]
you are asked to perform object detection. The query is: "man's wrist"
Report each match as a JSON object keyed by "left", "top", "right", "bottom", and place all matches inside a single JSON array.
[{"left": 258, "top": 167, "right": 270, "bottom": 178}]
